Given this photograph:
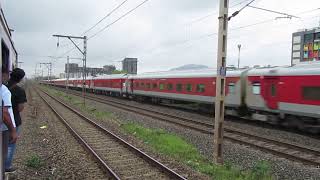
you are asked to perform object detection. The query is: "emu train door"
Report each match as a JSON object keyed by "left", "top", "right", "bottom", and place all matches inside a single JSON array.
[{"left": 264, "top": 78, "right": 279, "bottom": 110}]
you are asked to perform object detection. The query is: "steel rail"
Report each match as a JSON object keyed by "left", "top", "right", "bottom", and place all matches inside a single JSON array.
[
  {"left": 50, "top": 86, "right": 320, "bottom": 167},
  {"left": 35, "top": 89, "right": 121, "bottom": 179},
  {"left": 37, "top": 87, "right": 187, "bottom": 180}
]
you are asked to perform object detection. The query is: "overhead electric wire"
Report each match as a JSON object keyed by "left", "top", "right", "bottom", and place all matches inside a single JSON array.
[
  {"left": 248, "top": 5, "right": 300, "bottom": 18},
  {"left": 88, "top": 0, "right": 150, "bottom": 40},
  {"left": 297, "top": 7, "right": 320, "bottom": 15},
  {"left": 127, "top": 14, "right": 319, "bottom": 59},
  {"left": 54, "top": 1, "right": 317, "bottom": 66},
  {"left": 56, "top": 0, "right": 150, "bottom": 58},
  {"left": 82, "top": 0, "right": 129, "bottom": 35},
  {"left": 187, "top": 0, "right": 253, "bottom": 25},
  {"left": 229, "top": 18, "right": 275, "bottom": 30},
  {"left": 228, "top": 0, "right": 256, "bottom": 21},
  {"left": 58, "top": 0, "right": 129, "bottom": 48}
]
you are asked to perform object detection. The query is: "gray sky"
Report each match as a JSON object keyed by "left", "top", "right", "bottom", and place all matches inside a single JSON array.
[{"left": 2, "top": 0, "right": 320, "bottom": 77}]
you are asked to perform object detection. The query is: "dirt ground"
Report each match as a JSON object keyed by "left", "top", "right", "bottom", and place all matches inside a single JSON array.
[{"left": 7, "top": 86, "right": 107, "bottom": 179}]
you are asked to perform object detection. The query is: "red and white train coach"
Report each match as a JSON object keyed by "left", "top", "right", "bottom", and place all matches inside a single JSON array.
[
  {"left": 89, "top": 74, "right": 128, "bottom": 96},
  {"left": 246, "top": 64, "right": 320, "bottom": 132},
  {"left": 44, "top": 64, "right": 320, "bottom": 133},
  {"left": 128, "top": 69, "right": 246, "bottom": 112}
]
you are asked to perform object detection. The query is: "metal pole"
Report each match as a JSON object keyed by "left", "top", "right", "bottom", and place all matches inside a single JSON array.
[
  {"left": 237, "top": 44, "right": 241, "bottom": 69},
  {"left": 49, "top": 63, "right": 52, "bottom": 81},
  {"left": 214, "top": 0, "right": 229, "bottom": 165},
  {"left": 52, "top": 34, "right": 87, "bottom": 104},
  {"left": 47, "top": 63, "right": 52, "bottom": 82},
  {"left": 34, "top": 64, "right": 37, "bottom": 80},
  {"left": 47, "top": 66, "right": 49, "bottom": 81},
  {"left": 67, "top": 56, "right": 69, "bottom": 93},
  {"left": 83, "top": 36, "right": 87, "bottom": 106}
]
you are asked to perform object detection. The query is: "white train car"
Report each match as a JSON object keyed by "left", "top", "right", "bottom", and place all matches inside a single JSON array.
[{"left": 0, "top": 6, "right": 18, "bottom": 71}]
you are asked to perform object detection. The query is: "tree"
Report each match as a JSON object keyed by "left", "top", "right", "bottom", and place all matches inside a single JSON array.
[{"left": 112, "top": 69, "right": 127, "bottom": 74}]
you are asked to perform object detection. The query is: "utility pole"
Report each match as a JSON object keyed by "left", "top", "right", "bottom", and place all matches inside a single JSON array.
[
  {"left": 40, "top": 62, "right": 52, "bottom": 81},
  {"left": 34, "top": 63, "right": 38, "bottom": 80},
  {"left": 66, "top": 56, "right": 70, "bottom": 93},
  {"left": 83, "top": 36, "right": 87, "bottom": 106},
  {"left": 214, "top": 0, "right": 229, "bottom": 164},
  {"left": 53, "top": 34, "right": 87, "bottom": 106},
  {"left": 237, "top": 44, "right": 241, "bottom": 69},
  {"left": 39, "top": 63, "right": 44, "bottom": 80}
]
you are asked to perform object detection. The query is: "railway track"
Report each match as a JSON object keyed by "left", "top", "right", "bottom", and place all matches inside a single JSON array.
[
  {"left": 46, "top": 86, "right": 320, "bottom": 167},
  {"left": 36, "top": 87, "right": 186, "bottom": 180}
]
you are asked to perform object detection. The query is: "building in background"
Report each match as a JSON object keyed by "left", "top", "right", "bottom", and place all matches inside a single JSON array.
[
  {"left": 103, "top": 65, "right": 116, "bottom": 74},
  {"left": 122, "top": 58, "right": 138, "bottom": 74},
  {"left": 64, "top": 63, "right": 117, "bottom": 77},
  {"left": 292, "top": 27, "right": 320, "bottom": 65}
]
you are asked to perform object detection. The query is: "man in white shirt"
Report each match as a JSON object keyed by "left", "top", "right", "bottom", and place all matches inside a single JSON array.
[{"left": 1, "top": 67, "right": 17, "bottom": 178}]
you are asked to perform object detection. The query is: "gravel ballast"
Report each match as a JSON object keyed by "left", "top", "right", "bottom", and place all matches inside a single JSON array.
[
  {"left": 11, "top": 87, "right": 107, "bottom": 179},
  {"left": 49, "top": 88, "right": 320, "bottom": 180}
]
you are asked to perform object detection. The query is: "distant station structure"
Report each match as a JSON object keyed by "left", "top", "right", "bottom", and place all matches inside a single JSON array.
[
  {"left": 122, "top": 58, "right": 138, "bottom": 74},
  {"left": 292, "top": 27, "right": 320, "bottom": 65}
]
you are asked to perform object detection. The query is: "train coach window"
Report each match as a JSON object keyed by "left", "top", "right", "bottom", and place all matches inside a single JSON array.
[
  {"left": 252, "top": 83, "right": 261, "bottom": 95},
  {"left": 176, "top": 84, "right": 182, "bottom": 92},
  {"left": 153, "top": 83, "right": 157, "bottom": 89},
  {"left": 271, "top": 84, "right": 276, "bottom": 97},
  {"left": 141, "top": 82, "right": 144, "bottom": 87},
  {"left": 135, "top": 82, "right": 139, "bottom": 88},
  {"left": 159, "top": 83, "right": 165, "bottom": 90},
  {"left": 146, "top": 83, "right": 151, "bottom": 89},
  {"left": 303, "top": 87, "right": 320, "bottom": 100},
  {"left": 167, "top": 83, "right": 173, "bottom": 90},
  {"left": 197, "top": 84, "right": 205, "bottom": 93},
  {"left": 186, "top": 84, "right": 192, "bottom": 92},
  {"left": 228, "top": 83, "right": 235, "bottom": 94}
]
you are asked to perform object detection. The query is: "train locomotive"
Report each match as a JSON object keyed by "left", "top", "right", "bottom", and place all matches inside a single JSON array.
[{"left": 43, "top": 64, "right": 320, "bottom": 133}]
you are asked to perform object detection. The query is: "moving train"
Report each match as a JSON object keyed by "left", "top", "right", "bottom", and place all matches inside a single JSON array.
[{"left": 42, "top": 64, "right": 320, "bottom": 133}]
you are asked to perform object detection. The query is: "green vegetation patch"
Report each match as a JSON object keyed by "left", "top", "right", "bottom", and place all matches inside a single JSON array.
[
  {"left": 41, "top": 86, "right": 120, "bottom": 125},
  {"left": 25, "top": 154, "right": 43, "bottom": 169},
  {"left": 122, "top": 123, "right": 273, "bottom": 180}
]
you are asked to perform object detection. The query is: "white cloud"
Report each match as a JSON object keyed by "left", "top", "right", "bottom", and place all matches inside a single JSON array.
[{"left": 2, "top": 0, "right": 320, "bottom": 77}]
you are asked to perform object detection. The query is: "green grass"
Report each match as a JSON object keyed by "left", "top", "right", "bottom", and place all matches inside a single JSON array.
[
  {"left": 122, "top": 123, "right": 273, "bottom": 180},
  {"left": 41, "top": 86, "right": 273, "bottom": 179},
  {"left": 25, "top": 154, "right": 43, "bottom": 169},
  {"left": 41, "top": 86, "right": 120, "bottom": 125}
]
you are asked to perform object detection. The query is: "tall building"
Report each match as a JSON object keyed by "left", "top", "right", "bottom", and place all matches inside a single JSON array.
[
  {"left": 122, "top": 58, "right": 138, "bottom": 74},
  {"left": 291, "top": 27, "right": 320, "bottom": 65},
  {"left": 65, "top": 63, "right": 79, "bottom": 73}
]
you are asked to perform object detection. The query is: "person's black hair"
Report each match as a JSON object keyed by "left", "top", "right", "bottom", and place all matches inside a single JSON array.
[{"left": 10, "top": 68, "right": 25, "bottom": 82}]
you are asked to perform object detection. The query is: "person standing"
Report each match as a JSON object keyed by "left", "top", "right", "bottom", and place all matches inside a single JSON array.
[
  {"left": 5, "top": 68, "right": 26, "bottom": 172},
  {"left": 1, "top": 66, "right": 18, "bottom": 178}
]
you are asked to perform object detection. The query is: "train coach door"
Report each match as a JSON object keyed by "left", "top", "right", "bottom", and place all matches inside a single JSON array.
[
  {"left": 120, "top": 79, "right": 124, "bottom": 95},
  {"left": 130, "top": 79, "right": 134, "bottom": 94},
  {"left": 264, "top": 78, "right": 279, "bottom": 110},
  {"left": 90, "top": 79, "right": 94, "bottom": 89}
]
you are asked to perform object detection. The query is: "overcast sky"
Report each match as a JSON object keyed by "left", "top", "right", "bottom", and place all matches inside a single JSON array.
[{"left": 2, "top": 0, "right": 320, "bottom": 77}]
